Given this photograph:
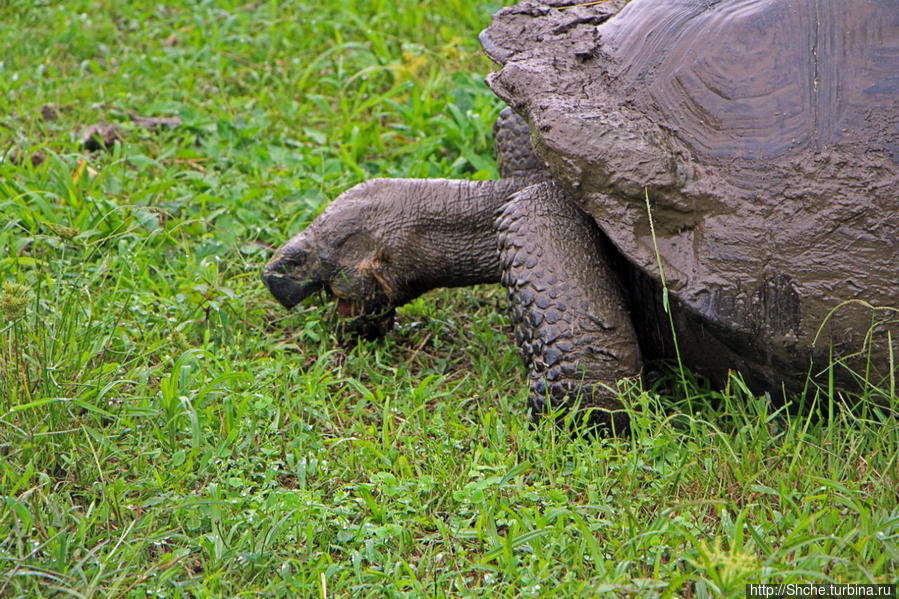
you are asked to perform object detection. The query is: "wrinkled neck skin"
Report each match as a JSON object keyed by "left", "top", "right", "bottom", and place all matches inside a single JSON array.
[
  {"left": 365, "top": 176, "right": 529, "bottom": 303},
  {"left": 264, "top": 175, "right": 541, "bottom": 316}
]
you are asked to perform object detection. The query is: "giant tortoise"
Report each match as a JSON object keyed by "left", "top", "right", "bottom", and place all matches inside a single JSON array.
[{"left": 263, "top": 0, "right": 899, "bottom": 430}]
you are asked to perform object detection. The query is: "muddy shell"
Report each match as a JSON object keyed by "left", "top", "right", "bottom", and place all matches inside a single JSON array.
[{"left": 481, "top": 0, "right": 899, "bottom": 394}]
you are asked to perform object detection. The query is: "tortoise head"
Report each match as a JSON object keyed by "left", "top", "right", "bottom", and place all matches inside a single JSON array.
[{"left": 262, "top": 180, "right": 396, "bottom": 318}]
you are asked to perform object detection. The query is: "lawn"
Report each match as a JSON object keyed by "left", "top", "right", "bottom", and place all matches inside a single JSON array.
[{"left": 1, "top": 1, "right": 897, "bottom": 597}]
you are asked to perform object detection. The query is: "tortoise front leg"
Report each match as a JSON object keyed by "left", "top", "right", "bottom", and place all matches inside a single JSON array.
[{"left": 496, "top": 181, "right": 642, "bottom": 433}]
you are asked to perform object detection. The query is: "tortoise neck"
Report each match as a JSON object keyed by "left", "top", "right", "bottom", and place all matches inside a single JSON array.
[{"left": 372, "top": 177, "right": 534, "bottom": 302}]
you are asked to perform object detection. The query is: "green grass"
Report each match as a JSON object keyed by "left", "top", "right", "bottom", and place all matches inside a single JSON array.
[{"left": 0, "top": 1, "right": 896, "bottom": 597}]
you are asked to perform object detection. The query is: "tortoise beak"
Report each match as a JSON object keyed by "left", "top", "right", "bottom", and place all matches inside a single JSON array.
[{"left": 261, "top": 255, "right": 324, "bottom": 309}]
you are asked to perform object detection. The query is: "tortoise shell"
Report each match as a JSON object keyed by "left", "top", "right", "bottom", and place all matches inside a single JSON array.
[{"left": 482, "top": 0, "right": 898, "bottom": 392}]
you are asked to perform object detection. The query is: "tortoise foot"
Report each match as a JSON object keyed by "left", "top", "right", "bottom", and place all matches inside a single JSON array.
[{"left": 496, "top": 181, "right": 642, "bottom": 434}]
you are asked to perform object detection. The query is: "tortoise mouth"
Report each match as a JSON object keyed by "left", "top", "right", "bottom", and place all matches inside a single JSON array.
[
  {"left": 331, "top": 291, "right": 392, "bottom": 320},
  {"left": 329, "top": 291, "right": 395, "bottom": 339},
  {"left": 261, "top": 266, "right": 324, "bottom": 309},
  {"left": 263, "top": 260, "right": 394, "bottom": 339},
  {"left": 337, "top": 298, "right": 360, "bottom": 317},
  {"left": 334, "top": 297, "right": 396, "bottom": 340}
]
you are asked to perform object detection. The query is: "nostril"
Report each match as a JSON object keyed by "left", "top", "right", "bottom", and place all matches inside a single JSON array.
[
  {"left": 261, "top": 259, "right": 285, "bottom": 285},
  {"left": 265, "top": 247, "right": 307, "bottom": 275}
]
